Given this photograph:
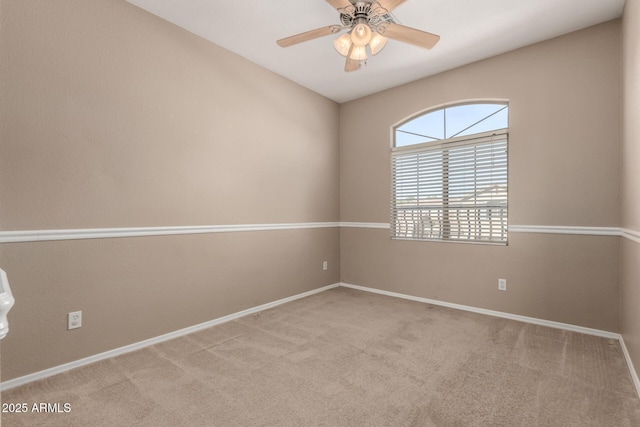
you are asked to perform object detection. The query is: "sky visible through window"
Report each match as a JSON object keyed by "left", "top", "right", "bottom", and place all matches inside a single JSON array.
[{"left": 395, "top": 103, "right": 508, "bottom": 147}]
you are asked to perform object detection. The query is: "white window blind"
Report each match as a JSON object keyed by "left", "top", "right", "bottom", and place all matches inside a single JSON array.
[{"left": 391, "top": 130, "right": 508, "bottom": 244}]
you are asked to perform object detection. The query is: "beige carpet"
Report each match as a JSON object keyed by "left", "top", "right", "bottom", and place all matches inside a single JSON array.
[{"left": 2, "top": 287, "right": 640, "bottom": 426}]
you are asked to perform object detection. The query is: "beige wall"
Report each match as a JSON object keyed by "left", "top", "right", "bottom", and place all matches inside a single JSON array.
[
  {"left": 622, "top": 0, "right": 640, "bottom": 376},
  {"left": 0, "top": 0, "right": 340, "bottom": 380},
  {"left": 0, "top": 0, "right": 339, "bottom": 229},
  {"left": 0, "top": 0, "right": 632, "bottom": 384},
  {"left": 340, "top": 21, "right": 622, "bottom": 331}
]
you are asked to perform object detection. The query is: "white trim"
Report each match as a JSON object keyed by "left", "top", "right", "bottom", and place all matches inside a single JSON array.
[
  {"left": 391, "top": 99, "right": 510, "bottom": 134},
  {"left": 2, "top": 223, "right": 639, "bottom": 244},
  {"left": 622, "top": 228, "right": 640, "bottom": 245},
  {"left": 0, "top": 222, "right": 341, "bottom": 244},
  {"left": 339, "top": 283, "right": 620, "bottom": 339},
  {"left": 509, "top": 225, "right": 620, "bottom": 236},
  {"left": 344, "top": 223, "right": 640, "bottom": 243},
  {"left": 339, "top": 222, "right": 390, "bottom": 229},
  {"left": 619, "top": 336, "right": 640, "bottom": 399},
  {"left": 0, "top": 283, "right": 340, "bottom": 391}
]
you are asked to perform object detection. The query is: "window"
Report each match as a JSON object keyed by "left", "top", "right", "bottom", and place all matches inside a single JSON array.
[{"left": 391, "top": 102, "right": 508, "bottom": 244}]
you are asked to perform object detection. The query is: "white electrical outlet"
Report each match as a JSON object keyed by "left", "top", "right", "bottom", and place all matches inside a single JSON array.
[
  {"left": 323, "top": 261, "right": 328, "bottom": 271},
  {"left": 498, "top": 279, "right": 507, "bottom": 291},
  {"left": 68, "top": 311, "right": 82, "bottom": 330}
]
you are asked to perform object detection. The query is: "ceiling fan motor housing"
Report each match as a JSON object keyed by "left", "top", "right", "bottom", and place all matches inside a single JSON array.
[{"left": 339, "top": 1, "right": 391, "bottom": 31}]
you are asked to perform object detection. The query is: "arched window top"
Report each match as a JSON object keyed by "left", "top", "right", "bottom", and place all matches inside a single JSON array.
[{"left": 395, "top": 102, "right": 508, "bottom": 147}]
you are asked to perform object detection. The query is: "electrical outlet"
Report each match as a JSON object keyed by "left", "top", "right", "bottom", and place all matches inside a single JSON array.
[
  {"left": 323, "top": 261, "right": 328, "bottom": 271},
  {"left": 68, "top": 311, "right": 82, "bottom": 330},
  {"left": 498, "top": 279, "right": 507, "bottom": 291}
]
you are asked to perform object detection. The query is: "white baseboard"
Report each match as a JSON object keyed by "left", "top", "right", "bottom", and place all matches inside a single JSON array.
[
  {"left": 0, "top": 283, "right": 340, "bottom": 391},
  {"left": 339, "top": 282, "right": 640, "bottom": 399},
  {"left": 3, "top": 281, "right": 639, "bottom": 401},
  {"left": 619, "top": 336, "right": 640, "bottom": 399},
  {"left": 338, "top": 283, "right": 619, "bottom": 338}
]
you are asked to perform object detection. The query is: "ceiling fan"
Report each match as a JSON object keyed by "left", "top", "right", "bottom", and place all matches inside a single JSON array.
[{"left": 276, "top": 0, "right": 440, "bottom": 72}]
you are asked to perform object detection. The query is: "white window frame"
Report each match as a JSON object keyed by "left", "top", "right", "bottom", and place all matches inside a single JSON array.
[{"left": 391, "top": 103, "right": 509, "bottom": 245}]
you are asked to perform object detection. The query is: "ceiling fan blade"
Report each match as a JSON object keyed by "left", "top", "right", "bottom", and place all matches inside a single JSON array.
[
  {"left": 379, "top": 23, "right": 440, "bottom": 49},
  {"left": 277, "top": 25, "right": 343, "bottom": 48},
  {"left": 374, "top": 0, "right": 406, "bottom": 13},
  {"left": 344, "top": 44, "right": 361, "bottom": 72},
  {"left": 326, "top": 0, "right": 355, "bottom": 12},
  {"left": 345, "top": 56, "right": 361, "bottom": 72}
]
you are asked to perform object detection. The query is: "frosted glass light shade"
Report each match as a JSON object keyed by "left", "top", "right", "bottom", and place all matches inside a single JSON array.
[
  {"left": 369, "top": 33, "right": 388, "bottom": 55},
  {"left": 349, "top": 45, "right": 368, "bottom": 61},
  {"left": 351, "top": 23, "right": 372, "bottom": 46},
  {"left": 333, "top": 33, "right": 352, "bottom": 57}
]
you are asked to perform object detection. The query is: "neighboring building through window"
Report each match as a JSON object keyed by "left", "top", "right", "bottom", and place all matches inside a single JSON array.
[{"left": 391, "top": 102, "right": 509, "bottom": 244}]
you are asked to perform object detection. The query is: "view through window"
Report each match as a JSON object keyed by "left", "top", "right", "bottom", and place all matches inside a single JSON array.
[{"left": 391, "top": 102, "right": 509, "bottom": 244}]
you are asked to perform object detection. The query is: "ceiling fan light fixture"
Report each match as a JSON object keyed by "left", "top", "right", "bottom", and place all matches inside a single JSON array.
[
  {"left": 349, "top": 44, "right": 368, "bottom": 61},
  {"left": 276, "top": 0, "right": 440, "bottom": 73},
  {"left": 351, "top": 22, "right": 372, "bottom": 46},
  {"left": 333, "top": 32, "right": 352, "bottom": 57},
  {"left": 369, "top": 32, "right": 388, "bottom": 55}
]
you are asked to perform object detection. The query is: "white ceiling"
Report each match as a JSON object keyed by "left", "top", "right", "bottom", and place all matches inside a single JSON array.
[{"left": 126, "top": 0, "right": 625, "bottom": 103}]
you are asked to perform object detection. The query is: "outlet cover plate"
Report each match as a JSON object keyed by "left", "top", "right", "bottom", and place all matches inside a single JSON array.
[{"left": 68, "top": 311, "right": 82, "bottom": 330}]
